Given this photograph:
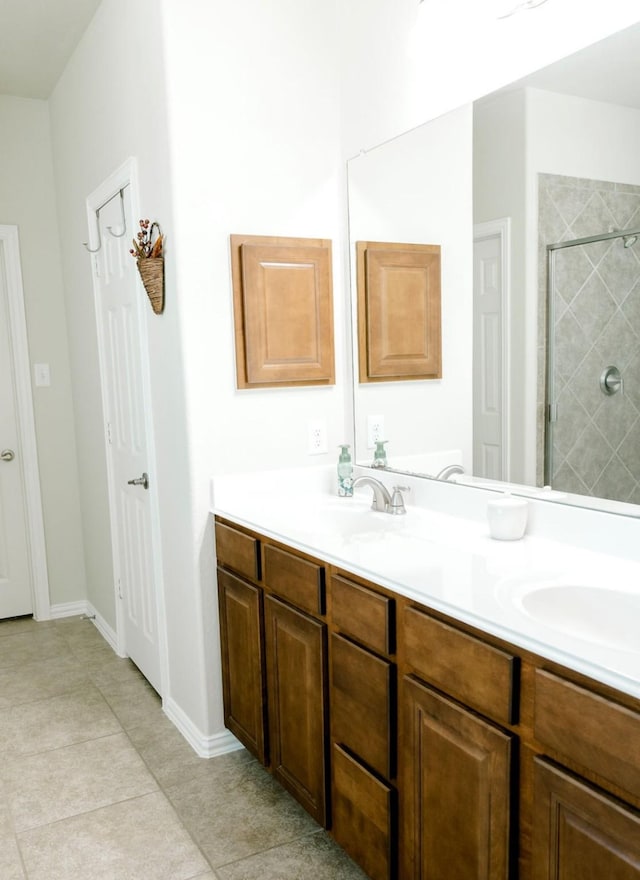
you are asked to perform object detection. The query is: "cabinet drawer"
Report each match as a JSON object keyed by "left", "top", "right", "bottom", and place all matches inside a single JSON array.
[
  {"left": 404, "top": 606, "right": 517, "bottom": 725},
  {"left": 264, "top": 544, "right": 325, "bottom": 616},
  {"left": 534, "top": 669, "right": 640, "bottom": 800},
  {"left": 332, "top": 574, "right": 395, "bottom": 655},
  {"left": 215, "top": 520, "right": 261, "bottom": 582},
  {"left": 331, "top": 633, "right": 395, "bottom": 779},
  {"left": 332, "top": 743, "right": 396, "bottom": 880}
]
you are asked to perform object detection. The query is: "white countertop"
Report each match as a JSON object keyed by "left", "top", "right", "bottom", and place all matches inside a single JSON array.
[{"left": 211, "top": 466, "right": 640, "bottom": 700}]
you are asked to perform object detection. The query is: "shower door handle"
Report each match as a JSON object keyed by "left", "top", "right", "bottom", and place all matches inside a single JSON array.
[{"left": 600, "top": 365, "right": 623, "bottom": 396}]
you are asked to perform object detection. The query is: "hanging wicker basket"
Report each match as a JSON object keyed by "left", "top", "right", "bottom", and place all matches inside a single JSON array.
[{"left": 137, "top": 257, "right": 165, "bottom": 314}]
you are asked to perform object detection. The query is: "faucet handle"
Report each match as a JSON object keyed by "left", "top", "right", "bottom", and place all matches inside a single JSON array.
[{"left": 390, "top": 485, "right": 410, "bottom": 515}]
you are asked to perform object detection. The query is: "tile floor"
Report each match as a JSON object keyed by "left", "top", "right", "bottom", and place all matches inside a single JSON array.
[{"left": 0, "top": 615, "right": 368, "bottom": 880}]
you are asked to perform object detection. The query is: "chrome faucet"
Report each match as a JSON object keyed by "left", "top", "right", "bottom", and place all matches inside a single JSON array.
[
  {"left": 352, "top": 475, "right": 392, "bottom": 512},
  {"left": 435, "top": 464, "right": 464, "bottom": 481}
]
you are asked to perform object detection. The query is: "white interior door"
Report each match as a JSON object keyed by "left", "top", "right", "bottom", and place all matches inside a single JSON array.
[
  {"left": 0, "top": 246, "right": 33, "bottom": 618},
  {"left": 92, "top": 180, "right": 163, "bottom": 693},
  {"left": 473, "top": 230, "right": 506, "bottom": 480}
]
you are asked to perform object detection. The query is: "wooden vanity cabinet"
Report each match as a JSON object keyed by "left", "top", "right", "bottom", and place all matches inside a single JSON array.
[
  {"left": 215, "top": 521, "right": 267, "bottom": 764},
  {"left": 329, "top": 573, "right": 398, "bottom": 880},
  {"left": 215, "top": 520, "right": 640, "bottom": 880},
  {"left": 400, "top": 604, "right": 517, "bottom": 880},
  {"left": 531, "top": 669, "right": 640, "bottom": 879}
]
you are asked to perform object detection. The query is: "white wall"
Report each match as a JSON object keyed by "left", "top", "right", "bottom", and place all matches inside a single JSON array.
[
  {"left": 0, "top": 96, "right": 86, "bottom": 610},
  {"left": 340, "top": 0, "right": 640, "bottom": 156},
  {"left": 33, "top": 0, "right": 640, "bottom": 746}
]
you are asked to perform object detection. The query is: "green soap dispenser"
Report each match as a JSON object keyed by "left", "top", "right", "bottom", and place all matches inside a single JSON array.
[
  {"left": 337, "top": 444, "right": 353, "bottom": 496},
  {"left": 372, "top": 440, "right": 388, "bottom": 469}
]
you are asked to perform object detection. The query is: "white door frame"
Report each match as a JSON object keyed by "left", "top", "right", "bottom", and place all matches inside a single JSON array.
[
  {"left": 86, "top": 158, "right": 168, "bottom": 692},
  {"left": 0, "top": 226, "right": 50, "bottom": 619},
  {"left": 473, "top": 217, "right": 511, "bottom": 481}
]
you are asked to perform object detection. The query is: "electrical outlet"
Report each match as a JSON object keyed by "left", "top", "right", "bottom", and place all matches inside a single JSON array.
[
  {"left": 367, "top": 414, "right": 385, "bottom": 449},
  {"left": 307, "top": 420, "right": 328, "bottom": 455}
]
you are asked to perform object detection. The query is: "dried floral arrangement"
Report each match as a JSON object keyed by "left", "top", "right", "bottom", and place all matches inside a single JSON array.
[
  {"left": 131, "top": 219, "right": 165, "bottom": 314},
  {"left": 130, "top": 219, "right": 164, "bottom": 260}
]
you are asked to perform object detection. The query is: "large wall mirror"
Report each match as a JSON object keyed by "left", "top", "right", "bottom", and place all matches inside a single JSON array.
[{"left": 348, "top": 20, "right": 640, "bottom": 515}]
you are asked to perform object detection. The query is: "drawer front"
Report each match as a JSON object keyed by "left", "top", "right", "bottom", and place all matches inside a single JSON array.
[
  {"left": 215, "top": 520, "right": 261, "bottom": 582},
  {"left": 403, "top": 606, "right": 517, "bottom": 725},
  {"left": 534, "top": 669, "right": 640, "bottom": 800},
  {"left": 331, "top": 633, "right": 394, "bottom": 779},
  {"left": 332, "top": 743, "right": 396, "bottom": 880},
  {"left": 332, "top": 574, "right": 395, "bottom": 655},
  {"left": 264, "top": 544, "right": 325, "bottom": 616}
]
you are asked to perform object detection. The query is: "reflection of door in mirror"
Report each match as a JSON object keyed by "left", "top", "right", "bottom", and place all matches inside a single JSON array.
[{"left": 473, "top": 220, "right": 510, "bottom": 481}]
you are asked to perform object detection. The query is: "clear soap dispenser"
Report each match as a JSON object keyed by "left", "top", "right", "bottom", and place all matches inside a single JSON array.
[
  {"left": 337, "top": 444, "right": 353, "bottom": 496},
  {"left": 372, "top": 440, "right": 388, "bottom": 469}
]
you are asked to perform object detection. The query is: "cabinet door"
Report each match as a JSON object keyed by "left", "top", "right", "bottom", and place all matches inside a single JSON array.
[
  {"left": 265, "top": 594, "right": 328, "bottom": 825},
  {"left": 533, "top": 759, "right": 640, "bottom": 880},
  {"left": 401, "top": 675, "right": 513, "bottom": 880},
  {"left": 217, "top": 568, "right": 267, "bottom": 763}
]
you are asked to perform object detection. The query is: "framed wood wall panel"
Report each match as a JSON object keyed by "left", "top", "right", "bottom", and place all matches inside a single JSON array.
[
  {"left": 357, "top": 241, "right": 441, "bottom": 383},
  {"left": 231, "top": 234, "right": 335, "bottom": 388}
]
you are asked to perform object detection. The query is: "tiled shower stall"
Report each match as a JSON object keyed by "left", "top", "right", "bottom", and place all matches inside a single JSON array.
[{"left": 538, "top": 173, "right": 640, "bottom": 502}]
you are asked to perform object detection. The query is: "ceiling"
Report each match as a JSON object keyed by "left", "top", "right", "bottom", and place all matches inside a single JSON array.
[
  {"left": 489, "top": 20, "right": 640, "bottom": 110},
  {"left": 0, "top": 0, "right": 101, "bottom": 99}
]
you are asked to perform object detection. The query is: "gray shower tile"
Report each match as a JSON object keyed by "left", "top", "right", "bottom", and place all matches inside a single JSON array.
[
  {"left": 619, "top": 279, "right": 640, "bottom": 333},
  {"left": 165, "top": 752, "right": 318, "bottom": 868},
  {"left": 215, "top": 831, "right": 368, "bottom": 880},
  {"left": 566, "top": 346, "right": 609, "bottom": 416},
  {"left": 551, "top": 459, "right": 589, "bottom": 496},
  {"left": 621, "top": 348, "right": 640, "bottom": 413},
  {"left": 594, "top": 308, "right": 639, "bottom": 370},
  {"left": 1, "top": 732, "right": 158, "bottom": 832},
  {"left": 596, "top": 242, "right": 640, "bottom": 304},
  {"left": 569, "top": 273, "right": 616, "bottom": 342},
  {"left": 554, "top": 311, "right": 591, "bottom": 384},
  {"left": 593, "top": 396, "right": 639, "bottom": 451},
  {"left": 546, "top": 182, "right": 592, "bottom": 229},
  {"left": 592, "top": 455, "right": 636, "bottom": 503},
  {"left": 616, "top": 419, "right": 640, "bottom": 478},
  {"left": 553, "top": 245, "right": 594, "bottom": 306},
  {"left": 17, "top": 791, "right": 209, "bottom": 880},
  {"left": 553, "top": 387, "right": 591, "bottom": 459},
  {"left": 601, "top": 190, "right": 640, "bottom": 230},
  {"left": 568, "top": 192, "right": 617, "bottom": 247},
  {"left": 0, "top": 685, "right": 121, "bottom": 757},
  {"left": 565, "top": 422, "right": 614, "bottom": 490}
]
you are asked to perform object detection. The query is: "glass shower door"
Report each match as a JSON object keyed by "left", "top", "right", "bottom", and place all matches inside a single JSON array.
[{"left": 546, "top": 232, "right": 640, "bottom": 502}]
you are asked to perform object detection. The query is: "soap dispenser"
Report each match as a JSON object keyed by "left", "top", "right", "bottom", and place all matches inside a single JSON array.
[
  {"left": 371, "top": 440, "right": 388, "bottom": 469},
  {"left": 337, "top": 444, "right": 353, "bottom": 497}
]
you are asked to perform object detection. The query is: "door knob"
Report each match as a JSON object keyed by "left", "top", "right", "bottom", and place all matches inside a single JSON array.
[
  {"left": 0, "top": 449, "right": 15, "bottom": 462},
  {"left": 127, "top": 472, "right": 149, "bottom": 490}
]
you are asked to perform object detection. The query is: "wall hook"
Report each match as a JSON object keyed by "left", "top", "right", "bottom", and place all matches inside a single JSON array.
[
  {"left": 106, "top": 189, "right": 127, "bottom": 238},
  {"left": 83, "top": 213, "right": 102, "bottom": 254}
]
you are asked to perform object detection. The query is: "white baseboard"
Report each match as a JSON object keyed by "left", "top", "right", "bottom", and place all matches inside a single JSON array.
[
  {"left": 48, "top": 600, "right": 89, "bottom": 619},
  {"left": 49, "top": 600, "right": 121, "bottom": 656},
  {"left": 162, "top": 696, "right": 244, "bottom": 759}
]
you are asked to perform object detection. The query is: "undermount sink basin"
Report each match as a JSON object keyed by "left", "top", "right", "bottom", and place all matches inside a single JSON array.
[{"left": 507, "top": 581, "right": 640, "bottom": 653}]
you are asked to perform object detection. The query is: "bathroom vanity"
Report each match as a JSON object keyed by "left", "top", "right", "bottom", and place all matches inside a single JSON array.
[{"left": 212, "top": 470, "right": 640, "bottom": 880}]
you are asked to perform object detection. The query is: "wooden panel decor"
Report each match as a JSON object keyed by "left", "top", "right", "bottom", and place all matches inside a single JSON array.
[
  {"left": 357, "top": 240, "right": 441, "bottom": 382},
  {"left": 231, "top": 234, "right": 335, "bottom": 388}
]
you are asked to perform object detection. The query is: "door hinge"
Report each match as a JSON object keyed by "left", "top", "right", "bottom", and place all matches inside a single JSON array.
[
  {"left": 106, "top": 422, "right": 112, "bottom": 445},
  {"left": 548, "top": 403, "right": 558, "bottom": 423},
  {"left": 117, "top": 577, "right": 123, "bottom": 600}
]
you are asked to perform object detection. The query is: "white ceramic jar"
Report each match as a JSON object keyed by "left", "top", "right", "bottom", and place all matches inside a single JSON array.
[{"left": 487, "top": 492, "right": 528, "bottom": 540}]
